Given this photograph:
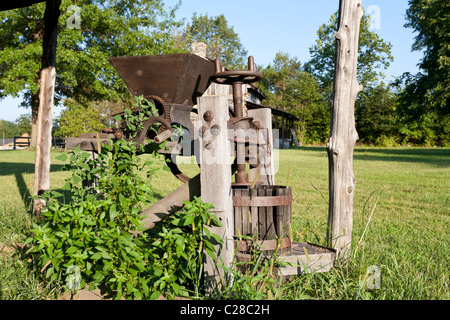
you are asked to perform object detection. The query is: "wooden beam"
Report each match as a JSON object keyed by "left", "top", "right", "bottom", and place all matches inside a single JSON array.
[
  {"left": 235, "top": 242, "right": 336, "bottom": 276},
  {"left": 65, "top": 137, "right": 112, "bottom": 152},
  {"left": 0, "top": 0, "right": 46, "bottom": 12},
  {"left": 198, "top": 94, "right": 234, "bottom": 291},
  {"left": 278, "top": 242, "right": 335, "bottom": 275},
  {"left": 290, "top": 128, "right": 300, "bottom": 147},
  {"left": 138, "top": 174, "right": 201, "bottom": 232},
  {"left": 33, "top": 0, "right": 61, "bottom": 215},
  {"left": 326, "top": 0, "right": 363, "bottom": 257}
]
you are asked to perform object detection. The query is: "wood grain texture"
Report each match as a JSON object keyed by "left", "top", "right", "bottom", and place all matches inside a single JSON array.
[
  {"left": 327, "top": 0, "right": 363, "bottom": 257},
  {"left": 198, "top": 94, "right": 234, "bottom": 289},
  {"left": 33, "top": 0, "right": 61, "bottom": 215}
]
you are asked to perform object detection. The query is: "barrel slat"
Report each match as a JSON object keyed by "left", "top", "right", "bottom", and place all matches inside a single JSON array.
[
  {"left": 257, "top": 187, "right": 266, "bottom": 241},
  {"left": 265, "top": 187, "right": 276, "bottom": 241},
  {"left": 285, "top": 187, "right": 292, "bottom": 239},
  {"left": 233, "top": 185, "right": 292, "bottom": 254},
  {"left": 242, "top": 188, "right": 249, "bottom": 236},
  {"left": 234, "top": 188, "right": 242, "bottom": 239},
  {"left": 251, "top": 187, "right": 259, "bottom": 236},
  {"left": 275, "top": 186, "right": 285, "bottom": 238}
]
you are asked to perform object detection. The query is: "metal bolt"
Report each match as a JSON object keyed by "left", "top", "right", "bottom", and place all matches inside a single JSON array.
[
  {"left": 205, "top": 142, "right": 213, "bottom": 150},
  {"left": 210, "top": 124, "right": 221, "bottom": 136},
  {"left": 203, "top": 110, "right": 214, "bottom": 122}
]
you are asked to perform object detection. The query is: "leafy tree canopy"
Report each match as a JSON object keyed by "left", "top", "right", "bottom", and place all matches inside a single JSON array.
[
  {"left": 15, "top": 113, "right": 32, "bottom": 136},
  {"left": 0, "top": 120, "right": 19, "bottom": 139},
  {"left": 405, "top": 0, "right": 449, "bottom": 107},
  {"left": 305, "top": 11, "right": 393, "bottom": 96},
  {"left": 180, "top": 13, "right": 248, "bottom": 69},
  {"left": 0, "top": 113, "right": 31, "bottom": 138},
  {"left": 400, "top": 0, "right": 449, "bottom": 110},
  {"left": 55, "top": 99, "right": 107, "bottom": 138},
  {"left": 0, "top": 0, "right": 184, "bottom": 112},
  {"left": 393, "top": 0, "right": 449, "bottom": 146},
  {"left": 259, "top": 52, "right": 329, "bottom": 144},
  {"left": 355, "top": 82, "right": 399, "bottom": 145}
]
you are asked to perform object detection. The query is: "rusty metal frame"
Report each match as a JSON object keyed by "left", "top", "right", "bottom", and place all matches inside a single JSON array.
[{"left": 108, "top": 54, "right": 215, "bottom": 106}]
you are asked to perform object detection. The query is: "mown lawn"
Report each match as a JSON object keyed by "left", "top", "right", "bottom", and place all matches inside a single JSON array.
[{"left": 0, "top": 146, "right": 448, "bottom": 299}]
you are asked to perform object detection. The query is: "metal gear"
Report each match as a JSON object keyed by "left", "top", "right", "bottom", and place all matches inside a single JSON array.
[
  {"left": 143, "top": 95, "right": 171, "bottom": 134},
  {"left": 145, "top": 95, "right": 170, "bottom": 119}
]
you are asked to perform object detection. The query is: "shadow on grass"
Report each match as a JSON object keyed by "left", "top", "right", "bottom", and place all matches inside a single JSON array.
[
  {"left": 0, "top": 159, "right": 167, "bottom": 217},
  {"left": 292, "top": 146, "right": 327, "bottom": 152},
  {"left": 0, "top": 162, "right": 65, "bottom": 213},
  {"left": 353, "top": 148, "right": 450, "bottom": 167},
  {"left": 0, "top": 162, "right": 65, "bottom": 176},
  {"left": 293, "top": 146, "right": 450, "bottom": 167}
]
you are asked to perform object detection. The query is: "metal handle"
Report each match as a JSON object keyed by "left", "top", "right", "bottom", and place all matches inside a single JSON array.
[{"left": 211, "top": 56, "right": 263, "bottom": 85}]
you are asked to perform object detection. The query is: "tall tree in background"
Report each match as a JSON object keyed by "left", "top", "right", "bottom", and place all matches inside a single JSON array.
[
  {"left": 0, "top": 0, "right": 183, "bottom": 146},
  {"left": 305, "top": 10, "right": 395, "bottom": 145},
  {"left": 181, "top": 13, "right": 248, "bottom": 69},
  {"left": 55, "top": 99, "right": 106, "bottom": 138},
  {"left": 259, "top": 52, "right": 328, "bottom": 144},
  {"left": 15, "top": 113, "right": 32, "bottom": 136},
  {"left": 0, "top": 120, "right": 19, "bottom": 139},
  {"left": 0, "top": 115, "right": 31, "bottom": 139},
  {"left": 305, "top": 11, "right": 393, "bottom": 97},
  {"left": 395, "top": 0, "right": 449, "bottom": 146},
  {"left": 356, "top": 82, "right": 399, "bottom": 145}
]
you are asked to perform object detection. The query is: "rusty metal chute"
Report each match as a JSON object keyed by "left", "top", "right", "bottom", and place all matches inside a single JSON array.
[
  {"left": 108, "top": 53, "right": 215, "bottom": 107},
  {"left": 0, "top": 0, "right": 46, "bottom": 12}
]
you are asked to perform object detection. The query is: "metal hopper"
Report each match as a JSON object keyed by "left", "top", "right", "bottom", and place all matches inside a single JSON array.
[{"left": 108, "top": 53, "right": 215, "bottom": 106}]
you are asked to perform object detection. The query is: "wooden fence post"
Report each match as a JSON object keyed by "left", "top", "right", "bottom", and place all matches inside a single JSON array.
[
  {"left": 327, "top": 0, "right": 363, "bottom": 258},
  {"left": 198, "top": 94, "right": 234, "bottom": 291},
  {"left": 33, "top": 0, "right": 60, "bottom": 215}
]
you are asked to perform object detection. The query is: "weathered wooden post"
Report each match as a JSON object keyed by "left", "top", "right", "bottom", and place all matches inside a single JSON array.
[
  {"left": 198, "top": 94, "right": 234, "bottom": 290},
  {"left": 327, "top": 0, "right": 363, "bottom": 257},
  {"left": 33, "top": 0, "right": 61, "bottom": 215}
]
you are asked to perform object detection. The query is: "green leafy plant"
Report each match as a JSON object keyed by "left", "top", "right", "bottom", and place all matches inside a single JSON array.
[
  {"left": 147, "top": 197, "right": 223, "bottom": 299},
  {"left": 25, "top": 138, "right": 157, "bottom": 299},
  {"left": 116, "top": 95, "right": 159, "bottom": 141},
  {"left": 216, "top": 234, "right": 288, "bottom": 300},
  {"left": 25, "top": 97, "right": 223, "bottom": 300},
  {"left": 26, "top": 139, "right": 222, "bottom": 300}
]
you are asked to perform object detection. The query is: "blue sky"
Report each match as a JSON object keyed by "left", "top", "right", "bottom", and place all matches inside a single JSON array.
[{"left": 0, "top": 0, "right": 423, "bottom": 122}]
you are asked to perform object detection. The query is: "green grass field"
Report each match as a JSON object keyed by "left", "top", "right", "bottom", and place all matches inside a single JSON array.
[{"left": 0, "top": 146, "right": 449, "bottom": 299}]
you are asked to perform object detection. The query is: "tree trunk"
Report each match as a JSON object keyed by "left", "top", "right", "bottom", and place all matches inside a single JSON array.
[
  {"left": 33, "top": 0, "right": 60, "bottom": 216},
  {"left": 326, "top": 0, "right": 363, "bottom": 258}
]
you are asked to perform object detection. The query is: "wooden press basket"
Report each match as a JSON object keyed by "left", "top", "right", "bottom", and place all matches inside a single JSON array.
[{"left": 232, "top": 185, "right": 292, "bottom": 255}]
